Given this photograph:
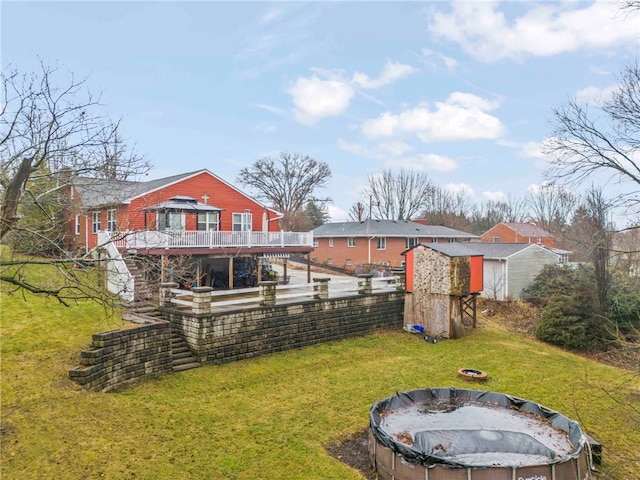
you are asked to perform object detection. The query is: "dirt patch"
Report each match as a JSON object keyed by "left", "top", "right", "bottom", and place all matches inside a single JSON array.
[{"left": 326, "top": 428, "right": 377, "bottom": 480}]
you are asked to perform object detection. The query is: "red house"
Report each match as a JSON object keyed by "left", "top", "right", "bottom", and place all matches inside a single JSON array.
[
  {"left": 480, "top": 222, "right": 555, "bottom": 247},
  {"left": 63, "top": 169, "right": 313, "bottom": 297}
]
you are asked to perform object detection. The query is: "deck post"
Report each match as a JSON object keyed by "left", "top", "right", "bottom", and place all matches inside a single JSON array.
[
  {"left": 313, "top": 277, "right": 330, "bottom": 299},
  {"left": 191, "top": 286, "right": 213, "bottom": 314},
  {"left": 159, "top": 282, "right": 179, "bottom": 307},
  {"left": 357, "top": 274, "right": 373, "bottom": 295},
  {"left": 259, "top": 281, "right": 277, "bottom": 306}
]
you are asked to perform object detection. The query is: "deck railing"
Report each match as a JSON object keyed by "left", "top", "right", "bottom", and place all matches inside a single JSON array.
[
  {"left": 160, "top": 274, "right": 406, "bottom": 313},
  {"left": 109, "top": 229, "right": 313, "bottom": 250}
]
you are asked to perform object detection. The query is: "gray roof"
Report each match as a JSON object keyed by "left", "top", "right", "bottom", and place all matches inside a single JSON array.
[
  {"left": 465, "top": 242, "right": 562, "bottom": 260},
  {"left": 73, "top": 171, "right": 197, "bottom": 208},
  {"left": 501, "top": 222, "right": 553, "bottom": 238},
  {"left": 141, "top": 196, "right": 223, "bottom": 212},
  {"left": 313, "top": 220, "right": 478, "bottom": 239},
  {"left": 415, "top": 243, "right": 484, "bottom": 257}
]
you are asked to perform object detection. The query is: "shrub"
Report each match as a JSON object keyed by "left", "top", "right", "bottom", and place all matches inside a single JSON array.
[
  {"left": 535, "top": 284, "right": 613, "bottom": 350},
  {"left": 524, "top": 264, "right": 593, "bottom": 305}
]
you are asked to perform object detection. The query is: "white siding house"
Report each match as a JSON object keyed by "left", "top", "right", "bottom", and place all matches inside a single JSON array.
[{"left": 466, "top": 243, "right": 560, "bottom": 301}]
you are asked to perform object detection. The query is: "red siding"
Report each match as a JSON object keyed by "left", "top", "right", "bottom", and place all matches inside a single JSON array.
[
  {"left": 81, "top": 171, "right": 280, "bottom": 249},
  {"left": 469, "top": 255, "right": 483, "bottom": 293},
  {"left": 405, "top": 249, "right": 414, "bottom": 292}
]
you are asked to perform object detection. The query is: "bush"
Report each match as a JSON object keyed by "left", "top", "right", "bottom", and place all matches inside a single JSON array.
[
  {"left": 524, "top": 264, "right": 593, "bottom": 304},
  {"left": 535, "top": 288, "right": 610, "bottom": 350}
]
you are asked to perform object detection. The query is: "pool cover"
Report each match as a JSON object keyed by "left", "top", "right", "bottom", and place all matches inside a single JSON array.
[{"left": 370, "top": 387, "right": 588, "bottom": 468}]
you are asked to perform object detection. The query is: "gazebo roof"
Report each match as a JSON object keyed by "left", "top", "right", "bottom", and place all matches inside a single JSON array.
[{"left": 142, "top": 196, "right": 223, "bottom": 212}]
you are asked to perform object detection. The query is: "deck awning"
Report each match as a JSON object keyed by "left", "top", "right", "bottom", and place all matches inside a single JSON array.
[{"left": 142, "top": 196, "right": 223, "bottom": 213}]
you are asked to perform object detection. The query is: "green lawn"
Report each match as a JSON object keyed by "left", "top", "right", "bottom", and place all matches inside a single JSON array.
[{"left": 1, "top": 289, "right": 639, "bottom": 480}]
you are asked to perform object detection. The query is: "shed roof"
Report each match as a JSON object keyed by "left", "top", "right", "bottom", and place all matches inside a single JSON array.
[
  {"left": 313, "top": 219, "right": 478, "bottom": 239},
  {"left": 412, "top": 242, "right": 484, "bottom": 258}
]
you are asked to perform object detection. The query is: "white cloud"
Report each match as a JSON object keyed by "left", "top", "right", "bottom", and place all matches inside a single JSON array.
[
  {"left": 336, "top": 139, "right": 413, "bottom": 160},
  {"left": 377, "top": 141, "right": 413, "bottom": 157},
  {"left": 445, "top": 182, "right": 474, "bottom": 196},
  {"left": 384, "top": 153, "right": 459, "bottom": 172},
  {"left": 518, "top": 140, "right": 547, "bottom": 160},
  {"left": 429, "top": 2, "right": 640, "bottom": 62},
  {"left": 287, "top": 75, "right": 354, "bottom": 125},
  {"left": 421, "top": 48, "right": 458, "bottom": 71},
  {"left": 288, "top": 60, "right": 416, "bottom": 125},
  {"left": 251, "top": 102, "right": 287, "bottom": 116},
  {"left": 327, "top": 204, "right": 349, "bottom": 222},
  {"left": 575, "top": 84, "right": 617, "bottom": 106},
  {"left": 482, "top": 191, "right": 507, "bottom": 202},
  {"left": 361, "top": 92, "right": 505, "bottom": 143},
  {"left": 352, "top": 60, "right": 417, "bottom": 89}
]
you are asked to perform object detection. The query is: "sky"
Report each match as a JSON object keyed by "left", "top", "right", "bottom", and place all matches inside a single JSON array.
[{"left": 2, "top": 1, "right": 639, "bottom": 226}]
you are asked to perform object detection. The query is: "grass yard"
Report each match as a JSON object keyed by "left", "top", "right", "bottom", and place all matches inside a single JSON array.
[{"left": 1, "top": 289, "right": 639, "bottom": 480}]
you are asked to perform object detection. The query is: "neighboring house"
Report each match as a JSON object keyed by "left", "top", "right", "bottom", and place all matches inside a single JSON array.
[
  {"left": 464, "top": 243, "right": 561, "bottom": 301},
  {"left": 611, "top": 228, "right": 640, "bottom": 277},
  {"left": 311, "top": 219, "right": 478, "bottom": 271},
  {"left": 480, "top": 222, "right": 555, "bottom": 247},
  {"left": 63, "top": 169, "right": 313, "bottom": 293}
]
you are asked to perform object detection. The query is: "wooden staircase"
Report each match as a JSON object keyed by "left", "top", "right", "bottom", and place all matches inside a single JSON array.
[{"left": 123, "top": 257, "right": 153, "bottom": 303}]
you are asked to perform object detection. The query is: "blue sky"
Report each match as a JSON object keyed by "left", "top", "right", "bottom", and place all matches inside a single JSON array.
[{"left": 3, "top": 1, "right": 639, "bottom": 224}]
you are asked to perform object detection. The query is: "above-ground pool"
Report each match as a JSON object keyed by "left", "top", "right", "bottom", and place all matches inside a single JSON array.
[{"left": 369, "top": 387, "right": 594, "bottom": 480}]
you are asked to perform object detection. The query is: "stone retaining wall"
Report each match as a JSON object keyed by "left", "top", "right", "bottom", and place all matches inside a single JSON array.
[
  {"left": 70, "top": 291, "right": 404, "bottom": 391},
  {"left": 69, "top": 322, "right": 172, "bottom": 392},
  {"left": 165, "top": 291, "right": 404, "bottom": 364}
]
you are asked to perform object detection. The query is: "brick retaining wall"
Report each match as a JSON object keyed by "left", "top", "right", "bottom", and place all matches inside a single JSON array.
[{"left": 69, "top": 322, "right": 173, "bottom": 392}]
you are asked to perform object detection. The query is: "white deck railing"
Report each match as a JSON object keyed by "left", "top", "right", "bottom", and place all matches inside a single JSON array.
[
  {"left": 165, "top": 276, "right": 401, "bottom": 311},
  {"left": 109, "top": 230, "right": 313, "bottom": 250}
]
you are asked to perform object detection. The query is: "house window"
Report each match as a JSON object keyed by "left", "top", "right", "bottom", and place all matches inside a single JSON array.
[
  {"left": 327, "top": 258, "right": 333, "bottom": 265},
  {"left": 91, "top": 212, "right": 101, "bottom": 234},
  {"left": 75, "top": 215, "right": 80, "bottom": 235},
  {"left": 197, "top": 212, "right": 219, "bottom": 231},
  {"left": 347, "top": 237, "right": 356, "bottom": 247},
  {"left": 377, "top": 237, "right": 386, "bottom": 250},
  {"left": 233, "top": 212, "right": 252, "bottom": 231},
  {"left": 406, "top": 237, "right": 419, "bottom": 249},
  {"left": 537, "top": 237, "right": 541, "bottom": 244},
  {"left": 158, "top": 212, "right": 185, "bottom": 231},
  {"left": 106, "top": 209, "right": 117, "bottom": 232},
  {"left": 400, "top": 260, "right": 406, "bottom": 268},
  {"left": 346, "top": 259, "right": 352, "bottom": 266},
  {"left": 328, "top": 238, "right": 334, "bottom": 247},
  {"left": 493, "top": 236, "right": 500, "bottom": 243},
  {"left": 313, "top": 238, "right": 319, "bottom": 247}
]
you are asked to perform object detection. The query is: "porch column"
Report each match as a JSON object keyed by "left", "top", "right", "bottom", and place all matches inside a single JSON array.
[
  {"left": 159, "top": 282, "right": 179, "bottom": 308},
  {"left": 191, "top": 286, "right": 213, "bottom": 314},
  {"left": 259, "top": 281, "right": 277, "bottom": 306},
  {"left": 313, "top": 277, "right": 330, "bottom": 300},
  {"left": 357, "top": 274, "right": 373, "bottom": 295},
  {"left": 228, "top": 257, "right": 233, "bottom": 289}
]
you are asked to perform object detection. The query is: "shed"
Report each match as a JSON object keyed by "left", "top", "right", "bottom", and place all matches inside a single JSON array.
[{"left": 402, "top": 243, "right": 483, "bottom": 339}]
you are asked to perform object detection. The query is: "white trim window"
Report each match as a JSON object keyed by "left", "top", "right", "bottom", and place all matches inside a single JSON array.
[
  {"left": 106, "top": 209, "right": 117, "bottom": 232},
  {"left": 197, "top": 212, "right": 219, "bottom": 231},
  {"left": 233, "top": 212, "right": 252, "bottom": 231},
  {"left": 377, "top": 237, "right": 386, "bottom": 250},
  {"left": 91, "top": 212, "right": 101, "bottom": 234},
  {"left": 158, "top": 212, "right": 185, "bottom": 231},
  {"left": 347, "top": 237, "right": 356, "bottom": 247},
  {"left": 328, "top": 237, "right": 334, "bottom": 247},
  {"left": 75, "top": 215, "right": 81, "bottom": 235},
  {"left": 313, "top": 238, "right": 319, "bottom": 247},
  {"left": 406, "top": 237, "right": 419, "bottom": 249}
]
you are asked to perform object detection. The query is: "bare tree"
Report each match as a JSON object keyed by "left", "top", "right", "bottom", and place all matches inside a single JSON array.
[
  {"left": 347, "top": 202, "right": 367, "bottom": 222},
  {"left": 526, "top": 183, "right": 578, "bottom": 238},
  {"left": 363, "top": 168, "right": 434, "bottom": 220},
  {"left": 420, "top": 185, "right": 472, "bottom": 229},
  {"left": 544, "top": 63, "right": 640, "bottom": 217},
  {"left": 469, "top": 195, "right": 529, "bottom": 234},
  {"left": 0, "top": 61, "right": 149, "bottom": 304},
  {"left": 236, "top": 152, "right": 331, "bottom": 231}
]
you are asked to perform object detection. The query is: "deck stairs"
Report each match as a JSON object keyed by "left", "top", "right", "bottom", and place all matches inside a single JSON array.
[{"left": 170, "top": 332, "right": 201, "bottom": 372}]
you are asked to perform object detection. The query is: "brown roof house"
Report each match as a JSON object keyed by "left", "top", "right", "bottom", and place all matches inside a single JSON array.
[{"left": 480, "top": 222, "right": 555, "bottom": 247}]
